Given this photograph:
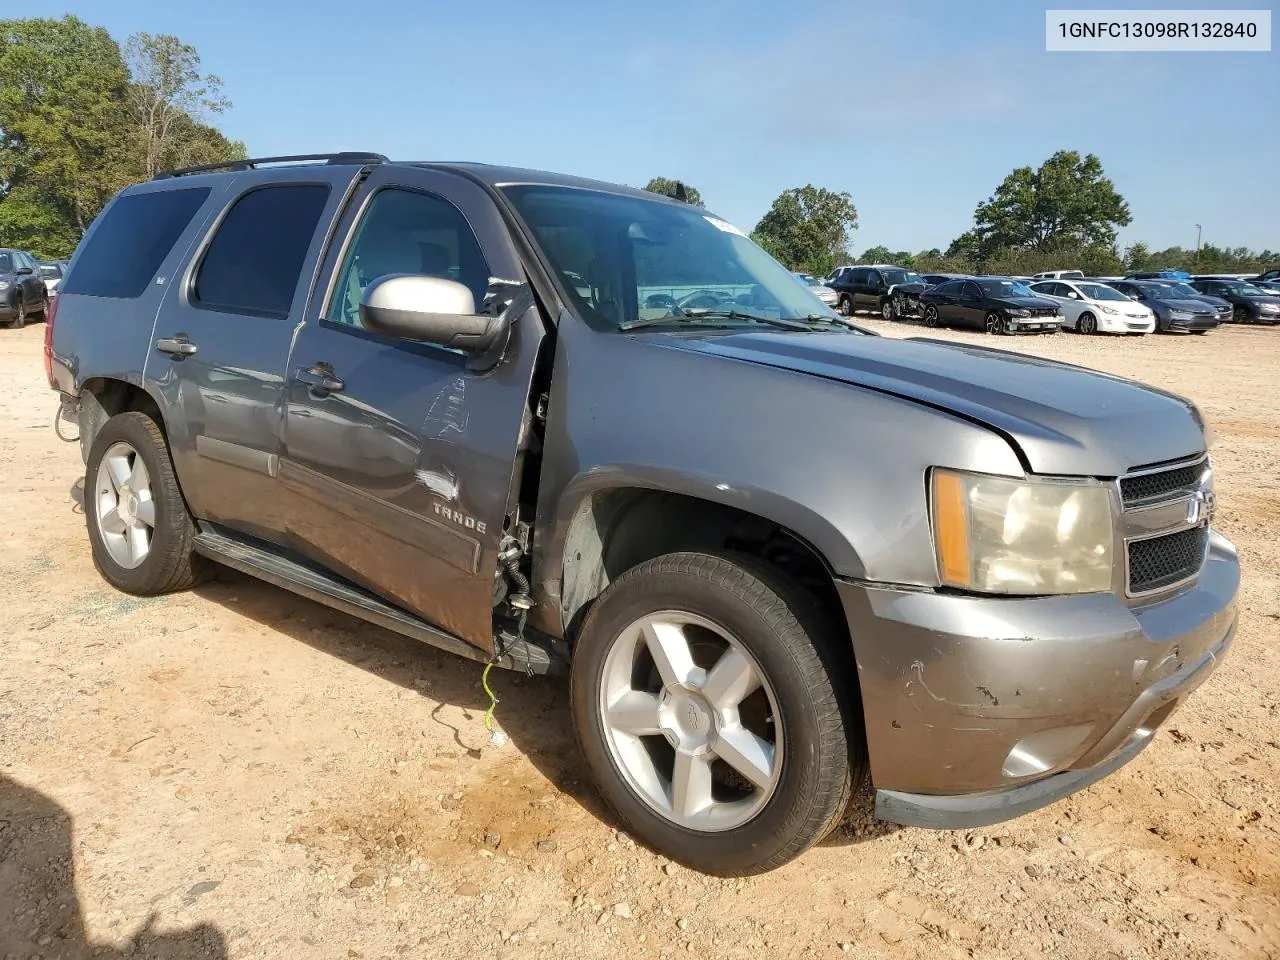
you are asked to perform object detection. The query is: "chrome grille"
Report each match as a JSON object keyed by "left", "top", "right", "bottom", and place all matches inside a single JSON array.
[
  {"left": 1128, "top": 526, "right": 1208, "bottom": 593},
  {"left": 1120, "top": 462, "right": 1205, "bottom": 506}
]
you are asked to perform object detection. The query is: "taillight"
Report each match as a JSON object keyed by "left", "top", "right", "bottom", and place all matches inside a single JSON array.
[{"left": 44, "top": 294, "right": 59, "bottom": 388}]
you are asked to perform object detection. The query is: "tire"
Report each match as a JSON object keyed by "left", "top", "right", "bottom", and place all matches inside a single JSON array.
[
  {"left": 838, "top": 294, "right": 854, "bottom": 317},
  {"left": 985, "top": 311, "right": 1003, "bottom": 334},
  {"left": 85, "top": 411, "right": 206, "bottom": 595},
  {"left": 1233, "top": 306, "right": 1248, "bottom": 324},
  {"left": 1078, "top": 312, "right": 1097, "bottom": 335},
  {"left": 9, "top": 296, "right": 25, "bottom": 330},
  {"left": 571, "top": 552, "right": 862, "bottom": 876},
  {"left": 923, "top": 305, "right": 940, "bottom": 328},
  {"left": 35, "top": 292, "right": 49, "bottom": 318},
  {"left": 880, "top": 298, "right": 895, "bottom": 321}
]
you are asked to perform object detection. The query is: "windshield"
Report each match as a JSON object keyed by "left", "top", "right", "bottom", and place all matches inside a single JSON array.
[
  {"left": 38, "top": 263, "right": 62, "bottom": 278},
  {"left": 882, "top": 269, "right": 923, "bottom": 286},
  {"left": 503, "top": 186, "right": 841, "bottom": 329},
  {"left": 1164, "top": 282, "right": 1204, "bottom": 298},
  {"left": 793, "top": 273, "right": 821, "bottom": 286},
  {"left": 1223, "top": 282, "right": 1268, "bottom": 297},
  {"left": 1078, "top": 283, "right": 1128, "bottom": 301},
  {"left": 978, "top": 278, "right": 1034, "bottom": 297}
]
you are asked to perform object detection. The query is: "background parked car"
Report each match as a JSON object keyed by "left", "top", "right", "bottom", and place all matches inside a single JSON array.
[
  {"left": 828, "top": 264, "right": 929, "bottom": 320},
  {"left": 1028, "top": 279, "right": 1155, "bottom": 334},
  {"left": 1127, "top": 269, "right": 1193, "bottom": 282},
  {"left": 37, "top": 260, "right": 66, "bottom": 298},
  {"left": 1107, "top": 280, "right": 1220, "bottom": 333},
  {"left": 791, "top": 272, "right": 839, "bottom": 308},
  {"left": 919, "top": 276, "right": 1061, "bottom": 334},
  {"left": 1247, "top": 267, "right": 1280, "bottom": 283},
  {"left": 1190, "top": 278, "right": 1280, "bottom": 324},
  {"left": 921, "top": 272, "right": 969, "bottom": 288},
  {"left": 1031, "top": 269, "right": 1085, "bottom": 280},
  {"left": 1136, "top": 280, "right": 1233, "bottom": 324},
  {"left": 0, "top": 247, "right": 50, "bottom": 329}
]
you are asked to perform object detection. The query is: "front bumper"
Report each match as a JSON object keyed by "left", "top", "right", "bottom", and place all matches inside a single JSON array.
[
  {"left": 1008, "top": 318, "right": 1059, "bottom": 333},
  {"left": 838, "top": 530, "right": 1239, "bottom": 829},
  {"left": 1166, "top": 315, "right": 1220, "bottom": 332},
  {"left": 1098, "top": 313, "right": 1156, "bottom": 334}
]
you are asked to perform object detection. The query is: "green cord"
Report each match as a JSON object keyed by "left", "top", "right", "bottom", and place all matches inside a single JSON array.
[{"left": 481, "top": 660, "right": 500, "bottom": 734}]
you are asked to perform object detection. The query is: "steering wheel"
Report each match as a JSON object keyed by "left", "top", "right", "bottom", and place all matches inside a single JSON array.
[{"left": 671, "top": 289, "right": 727, "bottom": 314}]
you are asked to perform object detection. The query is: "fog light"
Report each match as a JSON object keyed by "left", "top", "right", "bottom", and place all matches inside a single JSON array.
[{"left": 1002, "top": 723, "right": 1096, "bottom": 778}]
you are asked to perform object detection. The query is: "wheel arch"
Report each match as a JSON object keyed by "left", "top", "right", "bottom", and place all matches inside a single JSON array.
[{"left": 78, "top": 377, "right": 167, "bottom": 463}]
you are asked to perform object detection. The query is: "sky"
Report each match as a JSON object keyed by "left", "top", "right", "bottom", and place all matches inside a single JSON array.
[{"left": 36, "top": 0, "right": 1280, "bottom": 254}]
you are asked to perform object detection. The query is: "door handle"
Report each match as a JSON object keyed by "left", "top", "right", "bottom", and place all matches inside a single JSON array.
[
  {"left": 155, "top": 336, "right": 198, "bottom": 357},
  {"left": 294, "top": 365, "right": 345, "bottom": 394}
]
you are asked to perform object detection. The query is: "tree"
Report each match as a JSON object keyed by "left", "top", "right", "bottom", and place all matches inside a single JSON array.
[
  {"left": 0, "top": 16, "right": 135, "bottom": 254},
  {"left": 125, "top": 32, "right": 231, "bottom": 178},
  {"left": 1123, "top": 241, "right": 1150, "bottom": 272},
  {"left": 643, "top": 177, "right": 703, "bottom": 207},
  {"left": 752, "top": 185, "right": 858, "bottom": 277},
  {"left": 967, "top": 151, "right": 1131, "bottom": 258},
  {"left": 859, "top": 245, "right": 892, "bottom": 264}
]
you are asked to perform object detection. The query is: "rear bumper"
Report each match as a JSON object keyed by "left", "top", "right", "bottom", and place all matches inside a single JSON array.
[{"left": 837, "top": 530, "right": 1239, "bottom": 827}]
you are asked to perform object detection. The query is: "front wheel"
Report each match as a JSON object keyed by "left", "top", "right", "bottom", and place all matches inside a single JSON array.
[
  {"left": 1233, "top": 306, "right": 1249, "bottom": 323},
  {"left": 985, "top": 311, "right": 1004, "bottom": 334},
  {"left": 1078, "top": 312, "right": 1097, "bottom": 335},
  {"left": 571, "top": 552, "right": 862, "bottom": 876},
  {"left": 880, "top": 298, "right": 895, "bottom": 321},
  {"left": 9, "top": 296, "right": 25, "bottom": 329}
]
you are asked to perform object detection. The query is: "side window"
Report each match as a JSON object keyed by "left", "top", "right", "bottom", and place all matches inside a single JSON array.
[
  {"left": 849, "top": 268, "right": 869, "bottom": 285},
  {"left": 193, "top": 184, "right": 330, "bottom": 319},
  {"left": 61, "top": 188, "right": 211, "bottom": 299},
  {"left": 326, "top": 188, "right": 490, "bottom": 329},
  {"left": 867, "top": 270, "right": 883, "bottom": 287},
  {"left": 963, "top": 281, "right": 982, "bottom": 299}
]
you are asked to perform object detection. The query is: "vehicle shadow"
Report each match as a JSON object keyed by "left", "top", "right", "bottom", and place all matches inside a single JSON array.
[
  {"left": 0, "top": 774, "right": 228, "bottom": 959},
  {"left": 191, "top": 566, "right": 897, "bottom": 848}
]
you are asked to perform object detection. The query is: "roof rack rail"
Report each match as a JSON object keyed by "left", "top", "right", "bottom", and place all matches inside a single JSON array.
[{"left": 153, "top": 152, "right": 390, "bottom": 180}]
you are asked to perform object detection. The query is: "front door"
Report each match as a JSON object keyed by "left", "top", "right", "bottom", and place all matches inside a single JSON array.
[
  {"left": 957, "top": 280, "right": 986, "bottom": 328},
  {"left": 280, "top": 167, "right": 544, "bottom": 650},
  {"left": 149, "top": 169, "right": 355, "bottom": 542}
]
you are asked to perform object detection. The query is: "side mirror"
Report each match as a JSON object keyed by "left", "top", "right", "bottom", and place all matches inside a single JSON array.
[
  {"left": 16, "top": 265, "right": 33, "bottom": 276},
  {"left": 359, "top": 275, "right": 505, "bottom": 354},
  {"left": 1067, "top": 292, "right": 1079, "bottom": 299}
]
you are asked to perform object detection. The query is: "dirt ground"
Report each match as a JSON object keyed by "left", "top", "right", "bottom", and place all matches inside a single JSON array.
[{"left": 1, "top": 316, "right": 1277, "bottom": 960}]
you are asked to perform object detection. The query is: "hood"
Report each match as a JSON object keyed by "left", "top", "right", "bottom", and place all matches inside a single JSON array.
[
  {"left": 887, "top": 281, "right": 928, "bottom": 296},
  {"left": 1157, "top": 298, "right": 1216, "bottom": 314},
  {"left": 991, "top": 295, "right": 1059, "bottom": 310},
  {"left": 658, "top": 331, "right": 1206, "bottom": 475}
]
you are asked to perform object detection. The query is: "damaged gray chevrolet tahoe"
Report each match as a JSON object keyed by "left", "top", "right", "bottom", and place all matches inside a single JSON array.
[{"left": 48, "top": 153, "right": 1239, "bottom": 876}]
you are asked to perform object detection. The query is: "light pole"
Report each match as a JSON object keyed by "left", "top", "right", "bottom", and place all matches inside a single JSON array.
[{"left": 1195, "top": 224, "right": 1202, "bottom": 252}]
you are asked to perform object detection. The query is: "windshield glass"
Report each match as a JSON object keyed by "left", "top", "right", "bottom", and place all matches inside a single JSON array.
[
  {"left": 1163, "top": 282, "right": 1204, "bottom": 298},
  {"left": 1078, "top": 283, "right": 1128, "bottom": 301},
  {"left": 1223, "top": 282, "right": 1268, "bottom": 297},
  {"left": 503, "top": 186, "right": 840, "bottom": 328},
  {"left": 978, "top": 278, "right": 1034, "bottom": 297},
  {"left": 793, "top": 273, "right": 821, "bottom": 286},
  {"left": 37, "top": 263, "right": 62, "bottom": 278},
  {"left": 882, "top": 269, "right": 923, "bottom": 286}
]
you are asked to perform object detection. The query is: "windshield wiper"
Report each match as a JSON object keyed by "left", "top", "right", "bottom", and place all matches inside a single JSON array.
[{"left": 619, "top": 308, "right": 815, "bottom": 332}]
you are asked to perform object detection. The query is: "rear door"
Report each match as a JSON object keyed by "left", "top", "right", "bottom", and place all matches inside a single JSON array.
[
  {"left": 856, "top": 269, "right": 882, "bottom": 309},
  {"left": 278, "top": 166, "right": 544, "bottom": 651},
  {"left": 147, "top": 167, "right": 358, "bottom": 542}
]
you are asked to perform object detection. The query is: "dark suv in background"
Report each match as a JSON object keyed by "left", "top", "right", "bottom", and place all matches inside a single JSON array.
[
  {"left": 1, "top": 247, "right": 51, "bottom": 328},
  {"left": 827, "top": 264, "right": 929, "bottom": 320}
]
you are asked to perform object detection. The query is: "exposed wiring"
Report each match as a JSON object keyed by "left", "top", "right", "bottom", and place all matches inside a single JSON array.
[
  {"left": 481, "top": 661, "right": 506, "bottom": 747},
  {"left": 53, "top": 405, "right": 79, "bottom": 442}
]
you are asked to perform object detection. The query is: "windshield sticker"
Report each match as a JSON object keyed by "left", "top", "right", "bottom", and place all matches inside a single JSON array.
[{"left": 704, "top": 216, "right": 746, "bottom": 237}]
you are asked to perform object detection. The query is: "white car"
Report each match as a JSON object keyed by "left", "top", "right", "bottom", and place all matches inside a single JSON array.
[
  {"left": 1031, "top": 269, "right": 1086, "bottom": 281},
  {"left": 1029, "top": 279, "right": 1156, "bottom": 334}
]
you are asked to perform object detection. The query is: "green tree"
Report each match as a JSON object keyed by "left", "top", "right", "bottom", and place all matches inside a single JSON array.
[
  {"left": 968, "top": 151, "right": 1131, "bottom": 258},
  {"left": 0, "top": 16, "right": 135, "bottom": 254},
  {"left": 859, "top": 244, "right": 892, "bottom": 264},
  {"left": 1123, "top": 241, "right": 1150, "bottom": 272},
  {"left": 752, "top": 185, "right": 858, "bottom": 276},
  {"left": 125, "top": 31, "right": 234, "bottom": 177},
  {"left": 643, "top": 177, "right": 703, "bottom": 207}
]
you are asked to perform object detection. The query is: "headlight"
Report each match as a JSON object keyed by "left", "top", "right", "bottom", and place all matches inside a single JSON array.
[
  {"left": 931, "top": 468, "right": 1114, "bottom": 595},
  {"left": 1098, "top": 304, "right": 1119, "bottom": 315},
  {"left": 1008, "top": 309, "right": 1030, "bottom": 318},
  {"left": 1170, "top": 310, "right": 1192, "bottom": 320},
  {"left": 0, "top": 281, "right": 9, "bottom": 291}
]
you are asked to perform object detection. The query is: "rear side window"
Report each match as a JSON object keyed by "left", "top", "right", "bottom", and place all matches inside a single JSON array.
[
  {"left": 60, "top": 188, "right": 210, "bottom": 299},
  {"left": 193, "top": 184, "right": 330, "bottom": 318}
]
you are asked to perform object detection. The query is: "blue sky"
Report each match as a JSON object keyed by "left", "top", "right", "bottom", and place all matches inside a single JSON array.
[{"left": 45, "top": 0, "right": 1280, "bottom": 253}]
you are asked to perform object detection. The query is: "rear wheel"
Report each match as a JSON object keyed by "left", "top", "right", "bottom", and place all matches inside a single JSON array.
[
  {"left": 923, "top": 305, "right": 940, "bottom": 328},
  {"left": 85, "top": 411, "right": 206, "bottom": 595},
  {"left": 571, "top": 552, "right": 862, "bottom": 876},
  {"left": 838, "top": 294, "right": 854, "bottom": 316},
  {"left": 1078, "top": 312, "right": 1097, "bottom": 335}
]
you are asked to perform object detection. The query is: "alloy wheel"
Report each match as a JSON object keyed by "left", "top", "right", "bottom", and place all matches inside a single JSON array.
[
  {"left": 923, "top": 306, "right": 939, "bottom": 327},
  {"left": 985, "top": 312, "right": 1001, "bottom": 334},
  {"left": 598, "top": 610, "right": 783, "bottom": 832},
  {"left": 94, "top": 441, "right": 156, "bottom": 569},
  {"left": 881, "top": 299, "right": 894, "bottom": 321},
  {"left": 12, "top": 298, "right": 25, "bottom": 329}
]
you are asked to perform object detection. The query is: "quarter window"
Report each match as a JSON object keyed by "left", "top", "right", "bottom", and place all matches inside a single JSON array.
[
  {"left": 193, "top": 184, "right": 330, "bottom": 318},
  {"left": 326, "top": 188, "right": 490, "bottom": 329},
  {"left": 60, "top": 188, "right": 211, "bottom": 299}
]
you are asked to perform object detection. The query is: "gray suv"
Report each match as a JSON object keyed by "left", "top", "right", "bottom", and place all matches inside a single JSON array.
[{"left": 48, "top": 153, "right": 1239, "bottom": 876}]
